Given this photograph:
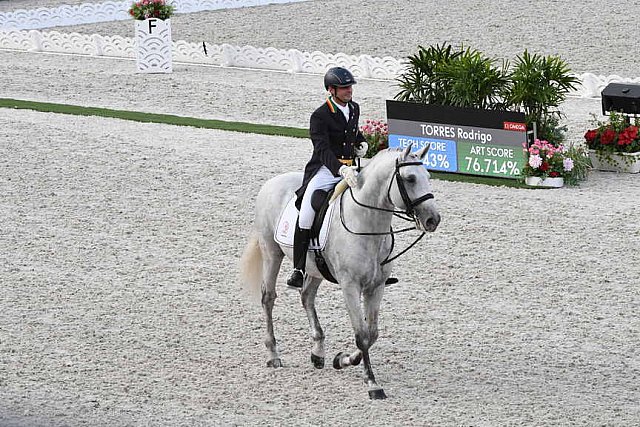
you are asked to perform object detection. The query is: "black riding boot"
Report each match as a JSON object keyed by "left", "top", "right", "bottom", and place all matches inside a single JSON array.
[{"left": 287, "top": 224, "right": 310, "bottom": 289}]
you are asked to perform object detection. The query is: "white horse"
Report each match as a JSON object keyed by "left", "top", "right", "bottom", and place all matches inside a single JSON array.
[{"left": 239, "top": 145, "right": 441, "bottom": 399}]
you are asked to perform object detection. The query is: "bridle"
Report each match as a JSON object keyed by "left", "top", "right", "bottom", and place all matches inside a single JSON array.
[
  {"left": 339, "top": 158, "right": 435, "bottom": 265},
  {"left": 388, "top": 159, "right": 435, "bottom": 218}
]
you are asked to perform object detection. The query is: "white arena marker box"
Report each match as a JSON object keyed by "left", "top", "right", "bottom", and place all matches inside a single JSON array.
[{"left": 134, "top": 18, "right": 173, "bottom": 74}]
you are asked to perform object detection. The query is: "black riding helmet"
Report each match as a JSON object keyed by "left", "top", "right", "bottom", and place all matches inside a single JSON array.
[{"left": 324, "top": 67, "right": 357, "bottom": 90}]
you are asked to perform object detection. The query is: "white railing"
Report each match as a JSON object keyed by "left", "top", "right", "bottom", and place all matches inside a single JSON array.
[
  {"left": 0, "top": 0, "right": 310, "bottom": 30},
  {"left": 2, "top": 28, "right": 639, "bottom": 98},
  {"left": 0, "top": 29, "right": 406, "bottom": 79}
]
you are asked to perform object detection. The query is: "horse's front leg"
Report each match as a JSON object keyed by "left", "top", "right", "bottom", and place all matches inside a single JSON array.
[
  {"left": 335, "top": 283, "right": 387, "bottom": 400},
  {"left": 361, "top": 284, "right": 386, "bottom": 399},
  {"left": 300, "top": 276, "right": 326, "bottom": 368}
]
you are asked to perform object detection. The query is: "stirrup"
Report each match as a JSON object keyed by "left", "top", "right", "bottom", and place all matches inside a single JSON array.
[{"left": 287, "top": 269, "right": 305, "bottom": 289}]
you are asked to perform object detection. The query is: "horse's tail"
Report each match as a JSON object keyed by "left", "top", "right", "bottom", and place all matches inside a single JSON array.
[{"left": 239, "top": 231, "right": 263, "bottom": 305}]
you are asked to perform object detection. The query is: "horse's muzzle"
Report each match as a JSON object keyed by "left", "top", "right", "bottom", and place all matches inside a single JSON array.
[{"left": 417, "top": 209, "right": 440, "bottom": 232}]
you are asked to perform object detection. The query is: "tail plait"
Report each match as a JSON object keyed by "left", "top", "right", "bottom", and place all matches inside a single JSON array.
[{"left": 239, "top": 232, "right": 263, "bottom": 305}]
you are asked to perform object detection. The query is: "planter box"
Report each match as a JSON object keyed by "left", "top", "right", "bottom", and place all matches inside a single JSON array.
[
  {"left": 589, "top": 150, "right": 640, "bottom": 173},
  {"left": 134, "top": 18, "right": 172, "bottom": 73},
  {"left": 525, "top": 176, "right": 564, "bottom": 188}
]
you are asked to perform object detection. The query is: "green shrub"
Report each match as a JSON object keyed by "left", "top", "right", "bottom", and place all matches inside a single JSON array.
[
  {"left": 437, "top": 47, "right": 510, "bottom": 110},
  {"left": 505, "top": 50, "right": 580, "bottom": 145},
  {"left": 394, "top": 43, "right": 462, "bottom": 105}
]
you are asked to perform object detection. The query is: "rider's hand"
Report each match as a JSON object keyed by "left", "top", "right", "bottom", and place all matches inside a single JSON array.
[
  {"left": 339, "top": 165, "right": 359, "bottom": 188},
  {"left": 355, "top": 141, "right": 369, "bottom": 157}
]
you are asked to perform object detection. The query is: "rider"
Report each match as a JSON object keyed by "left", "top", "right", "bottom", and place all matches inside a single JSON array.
[{"left": 287, "top": 67, "right": 369, "bottom": 289}]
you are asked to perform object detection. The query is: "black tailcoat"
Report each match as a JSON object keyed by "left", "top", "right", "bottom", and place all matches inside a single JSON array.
[{"left": 294, "top": 98, "right": 366, "bottom": 208}]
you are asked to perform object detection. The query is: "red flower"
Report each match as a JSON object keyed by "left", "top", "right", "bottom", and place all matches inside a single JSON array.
[
  {"left": 549, "top": 171, "right": 560, "bottom": 177},
  {"left": 584, "top": 129, "right": 597, "bottom": 143},
  {"left": 617, "top": 125, "right": 639, "bottom": 146},
  {"left": 540, "top": 162, "right": 550, "bottom": 171},
  {"left": 600, "top": 128, "right": 616, "bottom": 145}
]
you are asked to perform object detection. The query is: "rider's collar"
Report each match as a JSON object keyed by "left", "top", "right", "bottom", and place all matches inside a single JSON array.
[{"left": 326, "top": 95, "right": 349, "bottom": 113}]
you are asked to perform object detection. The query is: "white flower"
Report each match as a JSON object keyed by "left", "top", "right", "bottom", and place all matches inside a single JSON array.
[
  {"left": 563, "top": 157, "right": 574, "bottom": 172},
  {"left": 528, "top": 154, "right": 543, "bottom": 168}
]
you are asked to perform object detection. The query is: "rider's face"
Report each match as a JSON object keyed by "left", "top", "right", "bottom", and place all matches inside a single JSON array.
[{"left": 331, "top": 85, "right": 353, "bottom": 105}]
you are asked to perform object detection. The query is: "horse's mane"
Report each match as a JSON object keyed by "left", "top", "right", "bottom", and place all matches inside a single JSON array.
[
  {"left": 357, "top": 149, "right": 396, "bottom": 186},
  {"left": 361, "top": 147, "right": 418, "bottom": 172},
  {"left": 358, "top": 147, "right": 426, "bottom": 190}
]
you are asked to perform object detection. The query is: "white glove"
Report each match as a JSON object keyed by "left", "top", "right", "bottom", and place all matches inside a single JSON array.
[
  {"left": 339, "top": 165, "right": 359, "bottom": 188},
  {"left": 355, "top": 141, "right": 369, "bottom": 157}
]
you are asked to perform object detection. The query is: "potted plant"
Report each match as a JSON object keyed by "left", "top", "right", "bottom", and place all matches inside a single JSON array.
[
  {"left": 395, "top": 43, "right": 510, "bottom": 110},
  {"left": 129, "top": 0, "right": 175, "bottom": 73},
  {"left": 504, "top": 50, "right": 580, "bottom": 146},
  {"left": 522, "top": 139, "right": 588, "bottom": 187},
  {"left": 129, "top": 0, "right": 174, "bottom": 19},
  {"left": 583, "top": 111, "right": 640, "bottom": 173},
  {"left": 360, "top": 119, "right": 389, "bottom": 158}
]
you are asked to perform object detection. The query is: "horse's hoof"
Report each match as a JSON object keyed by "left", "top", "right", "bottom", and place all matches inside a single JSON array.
[
  {"left": 266, "top": 358, "right": 283, "bottom": 368},
  {"left": 311, "top": 353, "right": 325, "bottom": 369},
  {"left": 333, "top": 352, "right": 348, "bottom": 370},
  {"left": 368, "top": 388, "right": 387, "bottom": 400},
  {"left": 351, "top": 352, "right": 362, "bottom": 366}
]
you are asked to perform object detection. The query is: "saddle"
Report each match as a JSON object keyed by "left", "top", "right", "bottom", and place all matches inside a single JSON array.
[
  {"left": 308, "top": 179, "right": 348, "bottom": 239},
  {"left": 308, "top": 188, "right": 339, "bottom": 284}
]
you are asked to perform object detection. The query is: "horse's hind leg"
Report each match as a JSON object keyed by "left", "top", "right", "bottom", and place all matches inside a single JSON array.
[
  {"left": 261, "top": 242, "right": 284, "bottom": 368},
  {"left": 300, "top": 277, "right": 325, "bottom": 368}
]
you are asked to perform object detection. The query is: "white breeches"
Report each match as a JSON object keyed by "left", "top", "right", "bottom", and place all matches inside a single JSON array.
[{"left": 299, "top": 166, "right": 341, "bottom": 229}]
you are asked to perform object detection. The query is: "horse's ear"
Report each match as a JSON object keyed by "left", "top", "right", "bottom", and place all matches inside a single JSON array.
[
  {"left": 415, "top": 144, "right": 430, "bottom": 161},
  {"left": 402, "top": 144, "right": 413, "bottom": 160}
]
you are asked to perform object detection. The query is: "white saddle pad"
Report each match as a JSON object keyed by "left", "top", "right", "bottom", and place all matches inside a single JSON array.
[{"left": 274, "top": 195, "right": 338, "bottom": 250}]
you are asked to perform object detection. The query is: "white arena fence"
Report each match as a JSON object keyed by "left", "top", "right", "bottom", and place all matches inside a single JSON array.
[
  {"left": 0, "top": 0, "right": 639, "bottom": 98},
  {"left": 2, "top": 28, "right": 639, "bottom": 98},
  {"left": 0, "top": 28, "right": 405, "bottom": 80}
]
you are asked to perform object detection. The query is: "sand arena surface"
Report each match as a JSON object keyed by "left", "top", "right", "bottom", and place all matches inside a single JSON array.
[
  {"left": 1, "top": 0, "right": 640, "bottom": 425},
  {"left": 2, "top": 107, "right": 639, "bottom": 426}
]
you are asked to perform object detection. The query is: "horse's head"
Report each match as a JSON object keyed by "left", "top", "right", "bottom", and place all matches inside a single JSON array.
[{"left": 387, "top": 145, "right": 441, "bottom": 232}]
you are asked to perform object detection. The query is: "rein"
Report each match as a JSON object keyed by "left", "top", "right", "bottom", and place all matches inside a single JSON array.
[{"left": 339, "top": 159, "right": 434, "bottom": 265}]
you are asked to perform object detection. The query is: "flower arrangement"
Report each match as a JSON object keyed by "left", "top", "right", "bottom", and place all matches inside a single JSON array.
[
  {"left": 523, "top": 139, "right": 573, "bottom": 178},
  {"left": 128, "top": 0, "right": 175, "bottom": 20},
  {"left": 360, "top": 119, "right": 389, "bottom": 158},
  {"left": 522, "top": 139, "right": 590, "bottom": 186},
  {"left": 584, "top": 111, "right": 640, "bottom": 154},
  {"left": 583, "top": 111, "right": 640, "bottom": 171}
]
